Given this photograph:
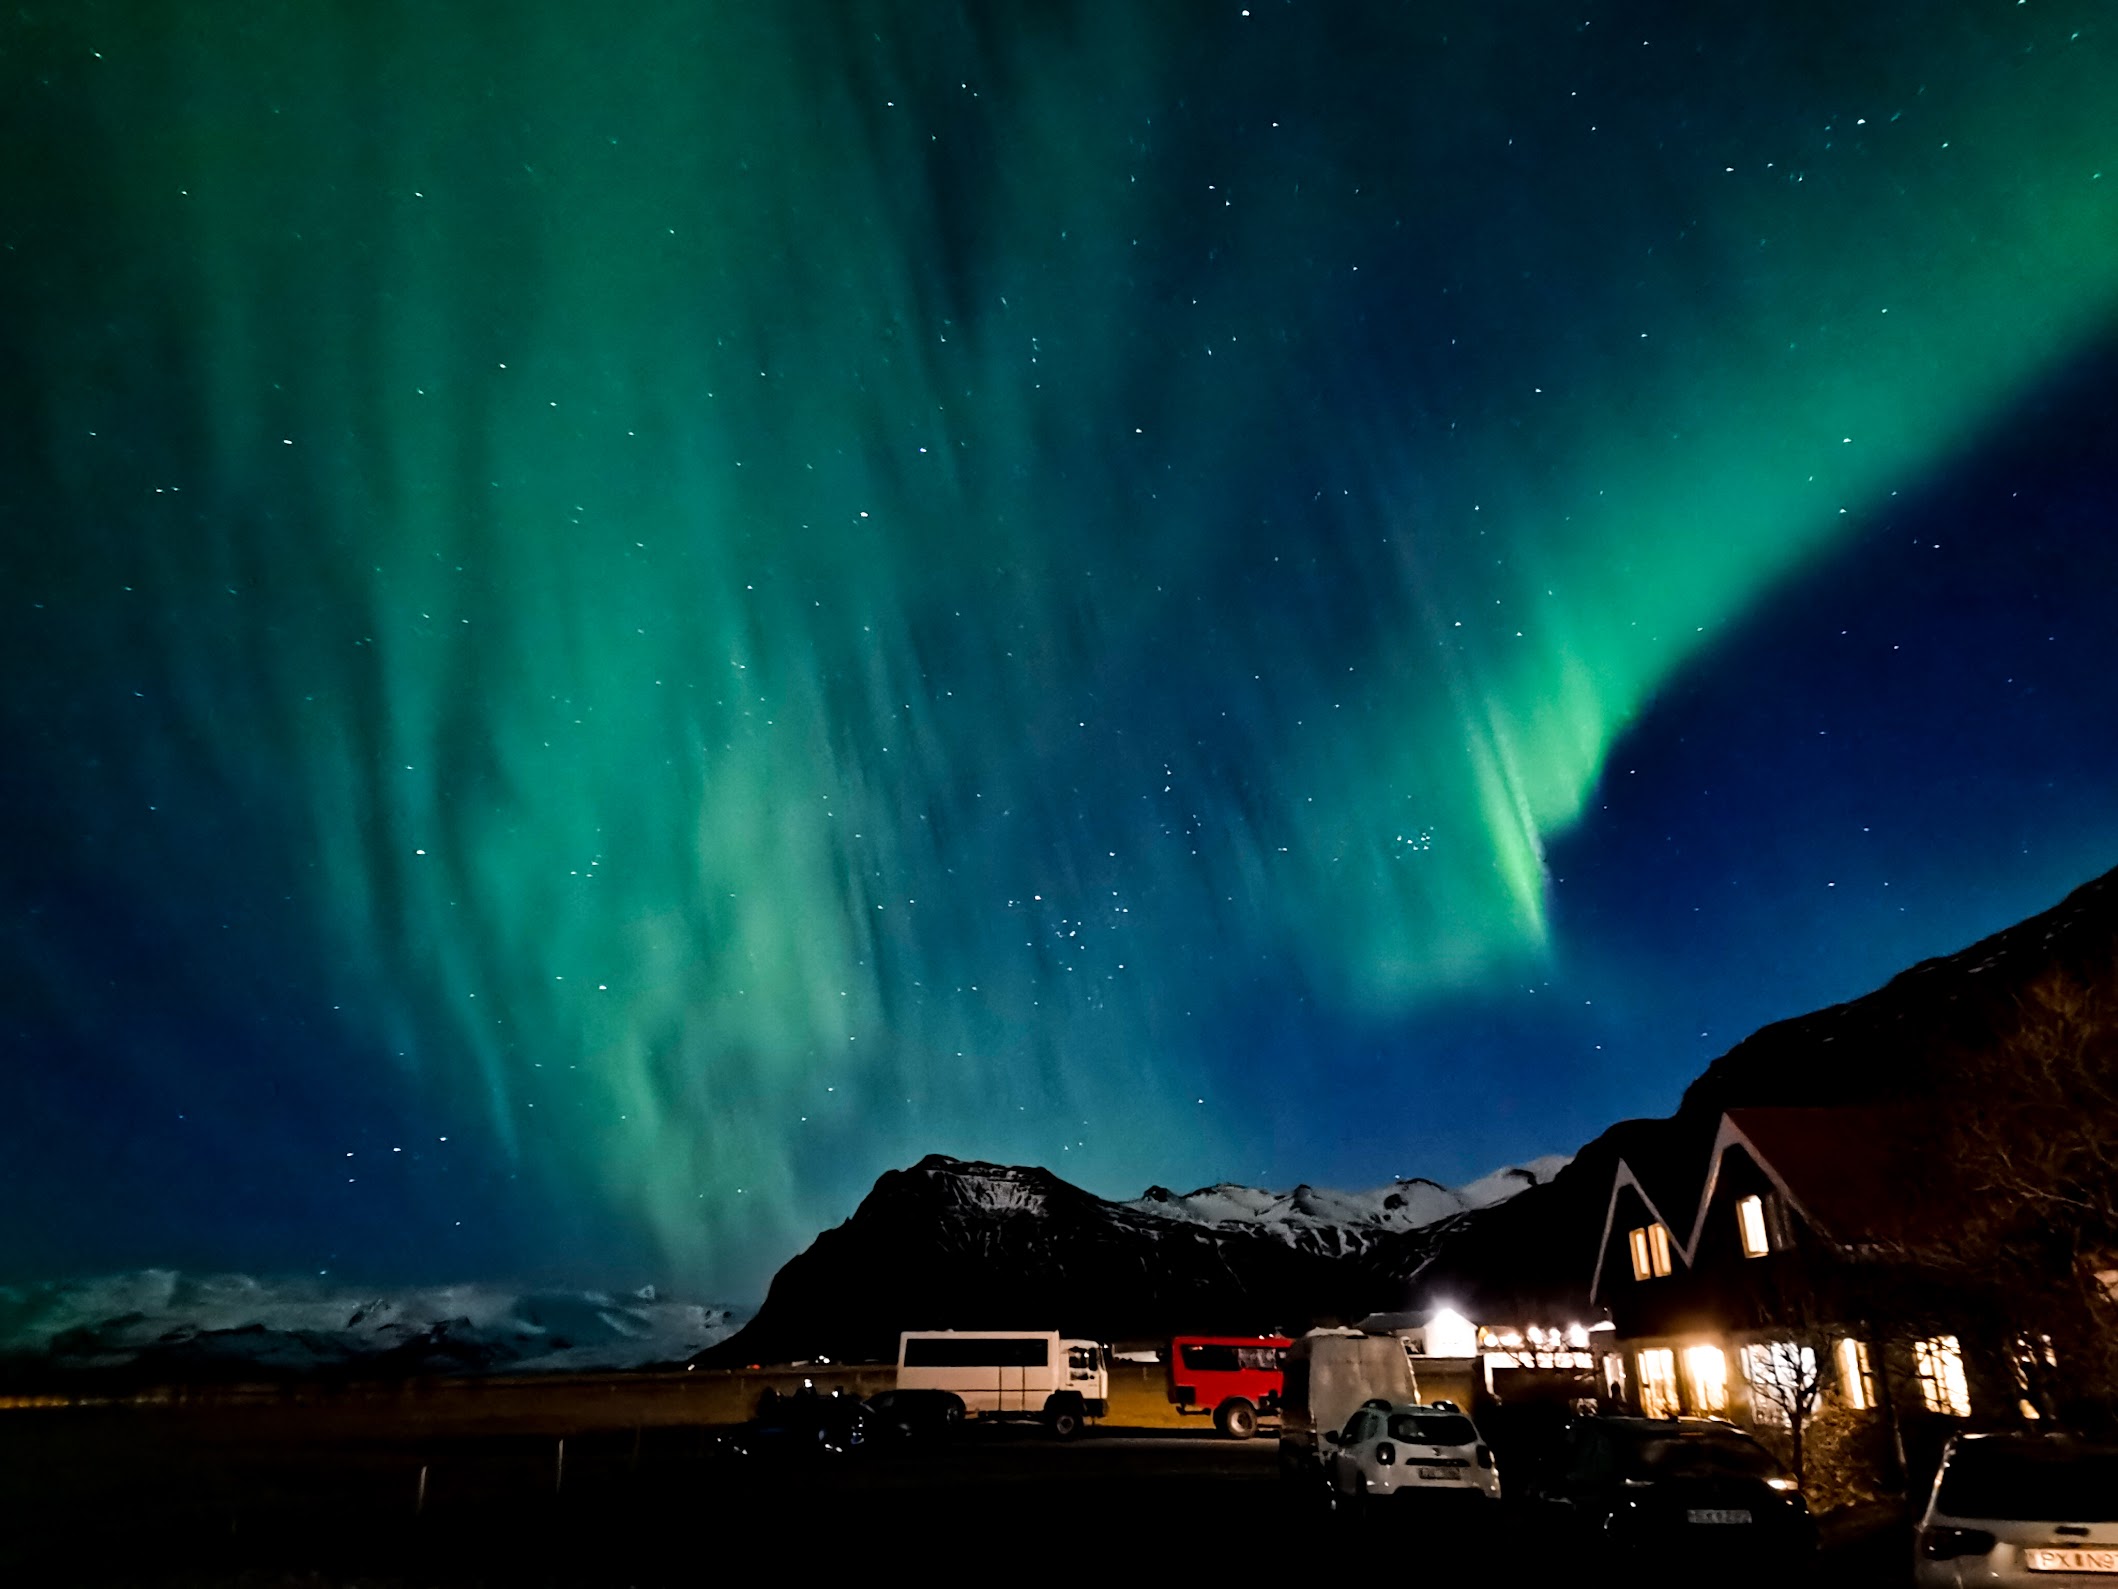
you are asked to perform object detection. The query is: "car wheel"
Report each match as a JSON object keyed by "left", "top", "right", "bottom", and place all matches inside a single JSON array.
[
  {"left": 1318, "top": 1473, "right": 1346, "bottom": 1515},
  {"left": 1214, "top": 1399, "right": 1258, "bottom": 1440},
  {"left": 1048, "top": 1406, "right": 1082, "bottom": 1440},
  {"left": 1345, "top": 1474, "right": 1371, "bottom": 1521}
]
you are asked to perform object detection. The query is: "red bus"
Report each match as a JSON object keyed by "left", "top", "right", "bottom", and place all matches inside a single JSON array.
[{"left": 1168, "top": 1334, "right": 1292, "bottom": 1439}]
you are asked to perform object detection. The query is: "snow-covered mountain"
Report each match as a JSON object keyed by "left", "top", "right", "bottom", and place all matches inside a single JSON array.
[
  {"left": 701, "top": 1152, "right": 1567, "bottom": 1366},
  {"left": 0, "top": 1270, "right": 743, "bottom": 1383},
  {"left": 1125, "top": 1157, "right": 1572, "bottom": 1253}
]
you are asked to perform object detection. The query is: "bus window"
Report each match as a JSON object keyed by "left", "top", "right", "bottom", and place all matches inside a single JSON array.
[{"left": 903, "top": 1336, "right": 1050, "bottom": 1368}]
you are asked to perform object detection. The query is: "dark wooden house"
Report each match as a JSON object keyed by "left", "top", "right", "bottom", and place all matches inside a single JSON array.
[{"left": 1587, "top": 1107, "right": 2037, "bottom": 1437}]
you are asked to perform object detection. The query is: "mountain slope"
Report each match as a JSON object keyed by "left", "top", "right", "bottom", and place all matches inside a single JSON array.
[
  {"left": 1388, "top": 860, "right": 2118, "bottom": 1320},
  {"left": 1124, "top": 1156, "right": 1571, "bottom": 1257},
  {"left": 701, "top": 1155, "right": 1562, "bottom": 1365},
  {"left": 718, "top": 861, "right": 2118, "bottom": 1358},
  {"left": 0, "top": 1272, "right": 742, "bottom": 1386},
  {"left": 1682, "top": 862, "right": 2118, "bottom": 1116}
]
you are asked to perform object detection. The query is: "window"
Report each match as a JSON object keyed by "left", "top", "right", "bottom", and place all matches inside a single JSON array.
[
  {"left": 1180, "top": 1343, "right": 1240, "bottom": 1373},
  {"left": 1683, "top": 1344, "right": 1729, "bottom": 1414},
  {"left": 1602, "top": 1352, "right": 1627, "bottom": 1400},
  {"left": 1629, "top": 1221, "right": 1673, "bottom": 1280},
  {"left": 1936, "top": 1440, "right": 2118, "bottom": 1522},
  {"left": 1742, "top": 1341, "right": 1817, "bottom": 1425},
  {"left": 1915, "top": 1335, "right": 1971, "bottom": 1417},
  {"left": 1388, "top": 1412, "right": 1477, "bottom": 1446},
  {"left": 1637, "top": 1347, "right": 1680, "bottom": 1419},
  {"left": 1736, "top": 1194, "right": 1770, "bottom": 1257},
  {"left": 1835, "top": 1338, "right": 1875, "bottom": 1411},
  {"left": 902, "top": 1335, "right": 1049, "bottom": 1368},
  {"left": 1624, "top": 1430, "right": 1787, "bottom": 1483}
]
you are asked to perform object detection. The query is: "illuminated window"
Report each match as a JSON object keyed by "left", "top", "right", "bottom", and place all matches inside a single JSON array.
[
  {"left": 1914, "top": 1336, "right": 1971, "bottom": 1417},
  {"left": 1683, "top": 1344, "right": 1729, "bottom": 1414},
  {"left": 1743, "top": 1341, "right": 1817, "bottom": 1425},
  {"left": 1835, "top": 1338, "right": 1875, "bottom": 1411},
  {"left": 1736, "top": 1195, "right": 1770, "bottom": 1258},
  {"left": 1637, "top": 1348, "right": 1679, "bottom": 1419},
  {"left": 1629, "top": 1222, "right": 1674, "bottom": 1280}
]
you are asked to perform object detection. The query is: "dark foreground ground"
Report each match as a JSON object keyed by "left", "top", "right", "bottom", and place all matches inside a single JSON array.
[{"left": 0, "top": 1406, "right": 1911, "bottom": 1587}]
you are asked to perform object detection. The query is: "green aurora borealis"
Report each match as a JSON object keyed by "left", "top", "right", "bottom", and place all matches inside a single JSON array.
[{"left": 5, "top": 2, "right": 2117, "bottom": 1291}]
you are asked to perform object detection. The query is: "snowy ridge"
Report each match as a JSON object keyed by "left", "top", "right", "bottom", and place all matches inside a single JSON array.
[
  {"left": 918, "top": 1158, "right": 1051, "bottom": 1216},
  {"left": 1124, "top": 1155, "right": 1571, "bottom": 1244},
  {"left": 0, "top": 1271, "right": 744, "bottom": 1379}
]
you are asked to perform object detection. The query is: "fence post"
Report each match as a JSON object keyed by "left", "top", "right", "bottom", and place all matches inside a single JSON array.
[
  {"left": 556, "top": 1436, "right": 566, "bottom": 1494},
  {"left": 416, "top": 1464, "right": 428, "bottom": 1517}
]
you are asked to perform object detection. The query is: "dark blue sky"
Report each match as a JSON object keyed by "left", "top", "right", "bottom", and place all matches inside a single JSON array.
[{"left": 2, "top": 1, "right": 2114, "bottom": 1299}]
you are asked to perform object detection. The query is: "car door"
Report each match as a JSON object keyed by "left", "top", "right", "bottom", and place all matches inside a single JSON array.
[
  {"left": 1554, "top": 1424, "right": 1620, "bottom": 1528},
  {"left": 1335, "top": 1410, "right": 1380, "bottom": 1493}
]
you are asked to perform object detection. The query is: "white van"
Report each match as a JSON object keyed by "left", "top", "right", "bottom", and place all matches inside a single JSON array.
[
  {"left": 1277, "top": 1328, "right": 1421, "bottom": 1481},
  {"left": 896, "top": 1330, "right": 1110, "bottom": 1437}
]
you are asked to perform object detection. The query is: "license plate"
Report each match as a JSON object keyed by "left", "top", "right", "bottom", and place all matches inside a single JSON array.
[
  {"left": 2026, "top": 1548, "right": 2118, "bottom": 1573},
  {"left": 1686, "top": 1508, "right": 1752, "bottom": 1526},
  {"left": 1417, "top": 1467, "right": 1460, "bottom": 1480}
]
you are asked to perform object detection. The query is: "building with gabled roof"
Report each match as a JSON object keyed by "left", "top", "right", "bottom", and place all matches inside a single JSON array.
[{"left": 1586, "top": 1106, "right": 2036, "bottom": 1473}]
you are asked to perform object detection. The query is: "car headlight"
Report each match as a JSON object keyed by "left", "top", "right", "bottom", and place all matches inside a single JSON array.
[{"left": 1765, "top": 1477, "right": 1798, "bottom": 1492}]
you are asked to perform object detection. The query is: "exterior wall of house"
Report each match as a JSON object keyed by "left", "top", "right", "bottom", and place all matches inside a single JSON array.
[
  {"left": 1602, "top": 1141, "right": 2009, "bottom": 1431},
  {"left": 1586, "top": 1115, "right": 2078, "bottom": 1509}
]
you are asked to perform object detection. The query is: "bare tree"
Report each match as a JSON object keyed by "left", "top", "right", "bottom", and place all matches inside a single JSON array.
[
  {"left": 1741, "top": 1325, "right": 1833, "bottom": 1491},
  {"left": 1930, "top": 963, "right": 2118, "bottom": 1413}
]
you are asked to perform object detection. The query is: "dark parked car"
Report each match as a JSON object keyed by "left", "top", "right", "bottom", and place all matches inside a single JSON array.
[
  {"left": 862, "top": 1388, "right": 966, "bottom": 1446},
  {"left": 1522, "top": 1416, "right": 1815, "bottom": 1571},
  {"left": 718, "top": 1388, "right": 871, "bottom": 1463}
]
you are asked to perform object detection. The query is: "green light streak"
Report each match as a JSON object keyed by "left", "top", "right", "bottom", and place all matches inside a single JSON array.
[{"left": 19, "top": 2, "right": 2114, "bottom": 1277}]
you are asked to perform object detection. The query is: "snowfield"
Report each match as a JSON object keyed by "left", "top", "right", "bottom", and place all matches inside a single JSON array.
[
  {"left": 0, "top": 1270, "right": 744, "bottom": 1377},
  {"left": 1124, "top": 1154, "right": 1572, "bottom": 1243}
]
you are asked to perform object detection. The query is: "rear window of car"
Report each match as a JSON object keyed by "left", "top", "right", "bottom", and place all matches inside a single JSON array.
[
  {"left": 1936, "top": 1443, "right": 2118, "bottom": 1522},
  {"left": 1389, "top": 1412, "right": 1478, "bottom": 1446},
  {"left": 1626, "top": 1432, "right": 1786, "bottom": 1481}
]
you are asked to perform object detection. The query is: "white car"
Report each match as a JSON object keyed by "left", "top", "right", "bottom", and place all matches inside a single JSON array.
[
  {"left": 1914, "top": 1431, "right": 2118, "bottom": 1586},
  {"left": 1325, "top": 1399, "right": 1502, "bottom": 1506}
]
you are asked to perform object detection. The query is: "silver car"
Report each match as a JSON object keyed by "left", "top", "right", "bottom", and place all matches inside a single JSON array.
[{"left": 1914, "top": 1431, "right": 2118, "bottom": 1585}]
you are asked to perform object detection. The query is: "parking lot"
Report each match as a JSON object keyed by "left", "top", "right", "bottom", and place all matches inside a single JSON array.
[{"left": 0, "top": 1399, "right": 1913, "bottom": 1587}]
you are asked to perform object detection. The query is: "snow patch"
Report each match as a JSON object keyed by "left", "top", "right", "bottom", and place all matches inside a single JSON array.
[
  {"left": 0, "top": 1271, "right": 744, "bottom": 1377},
  {"left": 1123, "top": 1154, "right": 1570, "bottom": 1244}
]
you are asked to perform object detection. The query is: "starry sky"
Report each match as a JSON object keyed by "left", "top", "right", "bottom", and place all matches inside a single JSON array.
[{"left": 3, "top": 1, "right": 2116, "bottom": 1300}]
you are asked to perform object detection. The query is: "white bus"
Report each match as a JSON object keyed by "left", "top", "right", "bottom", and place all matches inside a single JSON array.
[{"left": 896, "top": 1330, "right": 1110, "bottom": 1437}]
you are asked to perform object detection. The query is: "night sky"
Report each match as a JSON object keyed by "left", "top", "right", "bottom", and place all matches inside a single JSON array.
[{"left": 4, "top": 2, "right": 2115, "bottom": 1300}]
